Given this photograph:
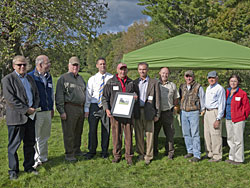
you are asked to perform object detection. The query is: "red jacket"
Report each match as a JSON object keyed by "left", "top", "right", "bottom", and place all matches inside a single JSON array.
[{"left": 226, "top": 88, "right": 250, "bottom": 123}]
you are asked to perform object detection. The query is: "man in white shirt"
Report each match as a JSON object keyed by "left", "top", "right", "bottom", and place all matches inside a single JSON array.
[
  {"left": 84, "top": 58, "right": 113, "bottom": 159},
  {"left": 204, "top": 71, "right": 226, "bottom": 162}
]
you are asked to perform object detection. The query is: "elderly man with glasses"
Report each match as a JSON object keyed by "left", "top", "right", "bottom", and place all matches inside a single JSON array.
[
  {"left": 2, "top": 55, "right": 40, "bottom": 180},
  {"left": 55, "top": 56, "right": 86, "bottom": 162}
]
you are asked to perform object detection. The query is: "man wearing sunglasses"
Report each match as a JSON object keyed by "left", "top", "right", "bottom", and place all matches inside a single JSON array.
[
  {"left": 2, "top": 55, "right": 40, "bottom": 179},
  {"left": 55, "top": 56, "right": 86, "bottom": 162},
  {"left": 179, "top": 70, "right": 205, "bottom": 162}
]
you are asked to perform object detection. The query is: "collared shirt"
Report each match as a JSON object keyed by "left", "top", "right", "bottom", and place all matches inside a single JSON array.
[
  {"left": 138, "top": 76, "right": 149, "bottom": 107},
  {"left": 84, "top": 72, "right": 113, "bottom": 112},
  {"left": 38, "top": 71, "right": 47, "bottom": 86},
  {"left": 160, "top": 81, "right": 180, "bottom": 111},
  {"left": 15, "top": 70, "right": 33, "bottom": 107},
  {"left": 205, "top": 82, "right": 226, "bottom": 120}
]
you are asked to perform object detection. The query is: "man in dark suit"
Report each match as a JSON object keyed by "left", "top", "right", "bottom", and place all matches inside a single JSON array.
[
  {"left": 2, "top": 55, "right": 40, "bottom": 180},
  {"left": 134, "top": 62, "right": 161, "bottom": 165}
]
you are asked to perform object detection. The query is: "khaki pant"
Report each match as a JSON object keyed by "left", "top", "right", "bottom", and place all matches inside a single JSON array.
[
  {"left": 110, "top": 117, "right": 133, "bottom": 161},
  {"left": 204, "top": 109, "right": 222, "bottom": 160},
  {"left": 34, "top": 111, "right": 51, "bottom": 163},
  {"left": 134, "top": 108, "right": 154, "bottom": 161},
  {"left": 61, "top": 103, "right": 84, "bottom": 158},
  {"left": 226, "top": 120, "right": 245, "bottom": 162}
]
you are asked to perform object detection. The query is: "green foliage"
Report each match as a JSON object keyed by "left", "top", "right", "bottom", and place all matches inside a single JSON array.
[
  {"left": 0, "top": 0, "right": 108, "bottom": 78},
  {"left": 138, "top": 0, "right": 220, "bottom": 36}
]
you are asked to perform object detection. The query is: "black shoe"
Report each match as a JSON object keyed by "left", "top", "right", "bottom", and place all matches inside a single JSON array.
[
  {"left": 201, "top": 155, "right": 211, "bottom": 160},
  {"left": 101, "top": 154, "right": 109, "bottom": 159},
  {"left": 25, "top": 168, "right": 39, "bottom": 175},
  {"left": 189, "top": 157, "right": 200, "bottom": 162},
  {"left": 9, "top": 173, "right": 18, "bottom": 180},
  {"left": 184, "top": 153, "right": 193, "bottom": 159},
  {"left": 84, "top": 154, "right": 95, "bottom": 160}
]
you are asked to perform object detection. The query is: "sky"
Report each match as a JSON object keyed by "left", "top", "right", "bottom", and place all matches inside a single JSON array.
[{"left": 98, "top": 0, "right": 149, "bottom": 33}]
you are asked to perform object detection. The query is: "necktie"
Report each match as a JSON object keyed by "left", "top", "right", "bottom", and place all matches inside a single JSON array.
[{"left": 98, "top": 75, "right": 105, "bottom": 107}]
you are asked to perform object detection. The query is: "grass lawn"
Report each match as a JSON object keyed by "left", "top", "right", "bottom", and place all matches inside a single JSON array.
[{"left": 1, "top": 72, "right": 250, "bottom": 187}]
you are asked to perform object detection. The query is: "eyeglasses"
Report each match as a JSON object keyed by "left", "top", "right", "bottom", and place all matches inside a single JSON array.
[{"left": 15, "top": 64, "right": 27, "bottom": 67}]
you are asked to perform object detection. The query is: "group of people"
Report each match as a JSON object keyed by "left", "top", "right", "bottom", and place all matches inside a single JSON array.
[{"left": 2, "top": 55, "right": 250, "bottom": 180}]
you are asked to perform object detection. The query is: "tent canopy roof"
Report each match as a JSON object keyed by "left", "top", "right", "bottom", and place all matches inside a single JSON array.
[{"left": 122, "top": 33, "right": 250, "bottom": 70}]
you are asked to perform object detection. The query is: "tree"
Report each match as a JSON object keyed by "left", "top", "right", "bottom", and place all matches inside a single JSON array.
[
  {"left": 138, "top": 0, "right": 220, "bottom": 36},
  {"left": 0, "top": 0, "right": 108, "bottom": 79}
]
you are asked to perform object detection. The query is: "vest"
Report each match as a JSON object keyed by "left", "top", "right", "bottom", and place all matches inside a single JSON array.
[{"left": 180, "top": 81, "right": 201, "bottom": 112}]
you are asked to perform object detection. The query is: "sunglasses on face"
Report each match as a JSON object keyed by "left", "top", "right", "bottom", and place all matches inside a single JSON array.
[
  {"left": 15, "top": 64, "right": 27, "bottom": 67},
  {"left": 185, "top": 75, "right": 192, "bottom": 78},
  {"left": 72, "top": 63, "right": 79, "bottom": 66}
]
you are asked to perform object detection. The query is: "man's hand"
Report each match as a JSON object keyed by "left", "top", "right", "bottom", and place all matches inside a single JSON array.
[
  {"left": 213, "top": 120, "right": 220, "bottom": 129},
  {"left": 27, "top": 108, "right": 35, "bottom": 115},
  {"left": 154, "top": 116, "right": 159, "bottom": 122},
  {"left": 200, "top": 110, "right": 205, "bottom": 116},
  {"left": 84, "top": 112, "right": 89, "bottom": 118},
  {"left": 60, "top": 113, "right": 67, "bottom": 120},
  {"left": 106, "top": 109, "right": 112, "bottom": 118}
]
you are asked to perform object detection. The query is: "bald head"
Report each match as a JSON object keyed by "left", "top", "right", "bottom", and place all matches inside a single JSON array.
[{"left": 35, "top": 55, "right": 50, "bottom": 74}]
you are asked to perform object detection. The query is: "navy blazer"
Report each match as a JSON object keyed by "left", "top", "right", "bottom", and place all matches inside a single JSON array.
[{"left": 1, "top": 71, "right": 40, "bottom": 125}]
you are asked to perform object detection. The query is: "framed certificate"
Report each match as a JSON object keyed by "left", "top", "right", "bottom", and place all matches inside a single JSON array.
[{"left": 111, "top": 92, "right": 136, "bottom": 118}]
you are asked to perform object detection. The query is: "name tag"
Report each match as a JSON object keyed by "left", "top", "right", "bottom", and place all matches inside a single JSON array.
[
  {"left": 113, "top": 86, "right": 119, "bottom": 91},
  {"left": 235, "top": 97, "right": 241, "bottom": 101},
  {"left": 148, "top": 96, "right": 153, "bottom": 100},
  {"left": 48, "top": 83, "right": 53, "bottom": 88}
]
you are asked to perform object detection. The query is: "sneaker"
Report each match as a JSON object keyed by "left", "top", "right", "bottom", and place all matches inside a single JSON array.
[
  {"left": 9, "top": 173, "right": 18, "bottom": 180},
  {"left": 231, "top": 161, "right": 243, "bottom": 165},
  {"left": 208, "top": 158, "right": 221, "bottom": 162},
  {"left": 112, "top": 158, "right": 121, "bottom": 163},
  {"left": 65, "top": 156, "right": 77, "bottom": 162},
  {"left": 168, "top": 154, "right": 174, "bottom": 160},
  {"left": 145, "top": 160, "right": 151, "bottom": 165},
  {"left": 101, "top": 153, "right": 109, "bottom": 159},
  {"left": 189, "top": 157, "right": 200, "bottom": 162},
  {"left": 184, "top": 153, "right": 193, "bottom": 159},
  {"left": 33, "top": 161, "right": 42, "bottom": 169},
  {"left": 225, "top": 159, "right": 234, "bottom": 164}
]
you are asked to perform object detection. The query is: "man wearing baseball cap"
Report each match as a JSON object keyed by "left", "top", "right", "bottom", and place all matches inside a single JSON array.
[
  {"left": 102, "top": 63, "right": 135, "bottom": 165},
  {"left": 179, "top": 70, "right": 205, "bottom": 162},
  {"left": 204, "top": 71, "right": 226, "bottom": 162},
  {"left": 55, "top": 56, "right": 86, "bottom": 161}
]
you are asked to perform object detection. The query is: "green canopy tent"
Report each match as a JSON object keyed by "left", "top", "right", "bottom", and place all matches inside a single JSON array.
[{"left": 122, "top": 33, "right": 250, "bottom": 70}]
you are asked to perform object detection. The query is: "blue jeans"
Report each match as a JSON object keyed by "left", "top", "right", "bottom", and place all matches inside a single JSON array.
[{"left": 181, "top": 110, "right": 201, "bottom": 158}]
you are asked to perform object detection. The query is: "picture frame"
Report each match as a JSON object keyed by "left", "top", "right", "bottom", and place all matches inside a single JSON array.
[{"left": 111, "top": 92, "right": 136, "bottom": 118}]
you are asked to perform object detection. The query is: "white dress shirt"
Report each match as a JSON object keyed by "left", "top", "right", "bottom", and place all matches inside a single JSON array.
[
  {"left": 84, "top": 72, "right": 113, "bottom": 112},
  {"left": 205, "top": 82, "right": 226, "bottom": 120}
]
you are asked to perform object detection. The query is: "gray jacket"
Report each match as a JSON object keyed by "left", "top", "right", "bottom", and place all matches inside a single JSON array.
[{"left": 1, "top": 71, "right": 40, "bottom": 125}]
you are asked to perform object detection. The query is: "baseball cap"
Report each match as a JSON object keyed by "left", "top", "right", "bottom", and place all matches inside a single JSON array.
[
  {"left": 207, "top": 71, "right": 217, "bottom": 78},
  {"left": 117, "top": 63, "right": 127, "bottom": 70},
  {"left": 184, "top": 70, "right": 194, "bottom": 77},
  {"left": 69, "top": 56, "right": 80, "bottom": 65}
]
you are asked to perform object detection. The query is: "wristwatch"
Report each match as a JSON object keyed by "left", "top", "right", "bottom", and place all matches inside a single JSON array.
[{"left": 216, "top": 118, "right": 220, "bottom": 121}]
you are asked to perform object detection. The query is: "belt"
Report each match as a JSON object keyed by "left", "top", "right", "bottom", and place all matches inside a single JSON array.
[
  {"left": 206, "top": 108, "right": 218, "bottom": 111},
  {"left": 65, "top": 102, "right": 84, "bottom": 107}
]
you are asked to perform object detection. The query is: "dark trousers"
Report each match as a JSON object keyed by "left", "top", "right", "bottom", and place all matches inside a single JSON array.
[
  {"left": 88, "top": 103, "right": 110, "bottom": 155},
  {"left": 110, "top": 117, "right": 133, "bottom": 160},
  {"left": 62, "top": 103, "right": 84, "bottom": 157},
  {"left": 154, "top": 110, "right": 175, "bottom": 156},
  {"left": 7, "top": 118, "right": 36, "bottom": 175}
]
